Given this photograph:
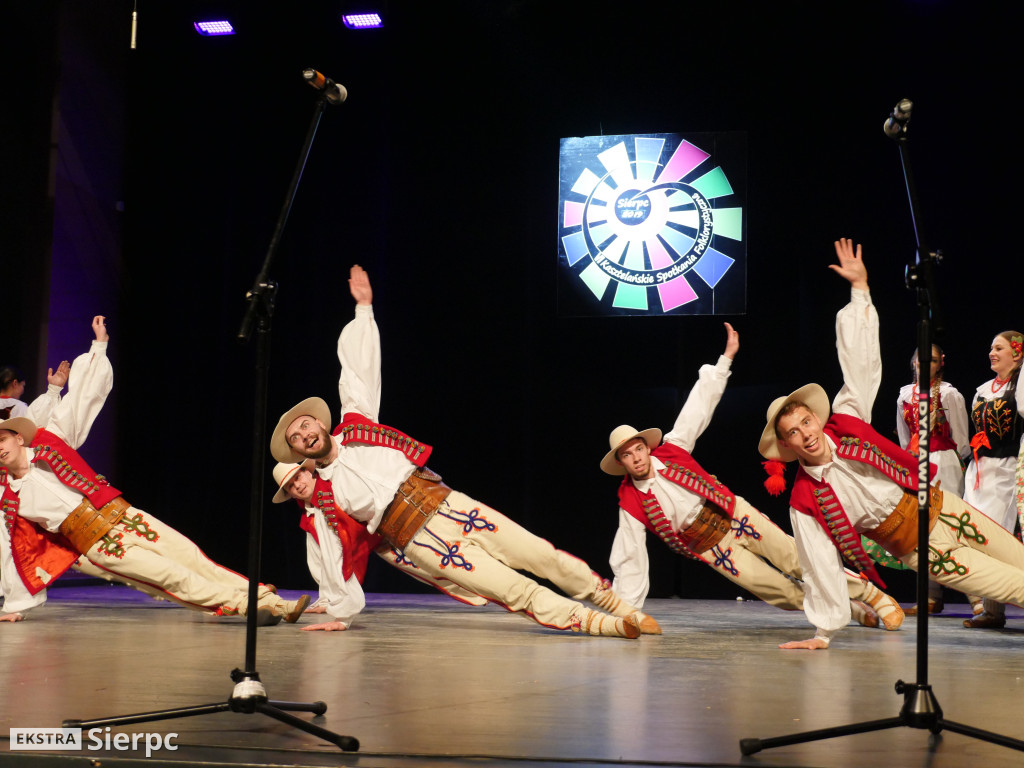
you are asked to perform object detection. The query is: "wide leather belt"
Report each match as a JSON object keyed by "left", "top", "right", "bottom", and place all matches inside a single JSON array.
[
  {"left": 378, "top": 468, "right": 451, "bottom": 550},
  {"left": 864, "top": 487, "right": 942, "bottom": 559},
  {"left": 679, "top": 501, "right": 733, "bottom": 555},
  {"left": 58, "top": 496, "right": 131, "bottom": 554}
]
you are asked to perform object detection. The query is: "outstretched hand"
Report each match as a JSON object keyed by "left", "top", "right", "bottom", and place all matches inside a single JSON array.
[
  {"left": 92, "top": 315, "right": 108, "bottom": 342},
  {"left": 301, "top": 620, "right": 348, "bottom": 632},
  {"left": 827, "top": 238, "right": 868, "bottom": 291},
  {"left": 47, "top": 360, "right": 71, "bottom": 389},
  {"left": 779, "top": 637, "right": 829, "bottom": 650},
  {"left": 723, "top": 322, "right": 739, "bottom": 360},
  {"left": 349, "top": 265, "right": 373, "bottom": 306}
]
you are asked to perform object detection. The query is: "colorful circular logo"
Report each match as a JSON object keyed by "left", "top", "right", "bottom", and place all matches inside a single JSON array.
[{"left": 559, "top": 134, "right": 745, "bottom": 315}]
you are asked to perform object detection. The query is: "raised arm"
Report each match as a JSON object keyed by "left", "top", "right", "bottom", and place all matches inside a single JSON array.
[
  {"left": 663, "top": 322, "right": 735, "bottom": 451},
  {"left": 337, "top": 266, "right": 382, "bottom": 421},
  {"left": 46, "top": 316, "right": 114, "bottom": 449},
  {"left": 830, "top": 240, "right": 881, "bottom": 421}
]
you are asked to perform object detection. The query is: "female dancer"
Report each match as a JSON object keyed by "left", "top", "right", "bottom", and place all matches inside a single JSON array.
[
  {"left": 895, "top": 343, "right": 970, "bottom": 614},
  {"left": 962, "top": 331, "right": 1024, "bottom": 628}
]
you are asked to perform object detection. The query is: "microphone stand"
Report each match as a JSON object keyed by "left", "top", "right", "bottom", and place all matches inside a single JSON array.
[
  {"left": 740, "top": 102, "right": 1024, "bottom": 757},
  {"left": 63, "top": 79, "right": 358, "bottom": 752}
]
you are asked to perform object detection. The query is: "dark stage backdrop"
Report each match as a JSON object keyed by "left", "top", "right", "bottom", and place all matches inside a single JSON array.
[{"left": 6, "top": 1, "right": 1020, "bottom": 603}]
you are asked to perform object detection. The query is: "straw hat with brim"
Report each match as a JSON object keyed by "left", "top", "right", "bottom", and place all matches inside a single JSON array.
[
  {"left": 757, "top": 383, "right": 831, "bottom": 462},
  {"left": 0, "top": 416, "right": 39, "bottom": 446},
  {"left": 272, "top": 459, "right": 315, "bottom": 504},
  {"left": 270, "top": 396, "right": 332, "bottom": 463},
  {"left": 600, "top": 425, "right": 663, "bottom": 475}
]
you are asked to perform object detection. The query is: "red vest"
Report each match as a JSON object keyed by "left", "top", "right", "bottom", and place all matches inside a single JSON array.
[
  {"left": 333, "top": 412, "right": 432, "bottom": 467},
  {"left": 298, "top": 474, "right": 382, "bottom": 584},
  {"left": 1, "top": 429, "right": 123, "bottom": 594},
  {"left": 790, "top": 413, "right": 935, "bottom": 587},
  {"left": 617, "top": 443, "right": 734, "bottom": 558}
]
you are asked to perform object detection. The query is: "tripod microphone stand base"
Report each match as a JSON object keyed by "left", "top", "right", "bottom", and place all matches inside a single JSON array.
[
  {"left": 740, "top": 679, "right": 1024, "bottom": 756},
  {"left": 62, "top": 669, "right": 359, "bottom": 752}
]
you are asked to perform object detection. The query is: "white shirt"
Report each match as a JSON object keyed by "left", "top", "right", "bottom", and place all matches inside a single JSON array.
[
  {"left": 609, "top": 355, "right": 733, "bottom": 607},
  {"left": 6, "top": 343, "right": 113, "bottom": 535},
  {"left": 1, "top": 385, "right": 66, "bottom": 613},
  {"left": 787, "top": 288, "right": 901, "bottom": 640},
  {"left": 316, "top": 304, "right": 417, "bottom": 533},
  {"left": 302, "top": 503, "right": 366, "bottom": 626}
]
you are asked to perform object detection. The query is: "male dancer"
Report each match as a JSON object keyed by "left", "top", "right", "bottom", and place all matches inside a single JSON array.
[
  {"left": 271, "top": 266, "right": 656, "bottom": 639},
  {"left": 760, "top": 238, "right": 1024, "bottom": 649},
  {"left": 604, "top": 323, "right": 902, "bottom": 630},
  {"left": 1, "top": 361, "right": 69, "bottom": 620},
  {"left": 272, "top": 460, "right": 487, "bottom": 631},
  {"left": 0, "top": 316, "right": 308, "bottom": 625}
]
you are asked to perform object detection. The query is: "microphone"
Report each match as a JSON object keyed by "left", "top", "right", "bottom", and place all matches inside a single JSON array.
[
  {"left": 883, "top": 98, "right": 913, "bottom": 138},
  {"left": 302, "top": 69, "right": 348, "bottom": 104}
]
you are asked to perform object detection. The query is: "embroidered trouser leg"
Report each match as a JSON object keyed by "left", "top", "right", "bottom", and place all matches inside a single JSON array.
[
  {"left": 698, "top": 497, "right": 876, "bottom": 610},
  {"left": 375, "top": 545, "right": 488, "bottom": 606},
  {"left": 694, "top": 496, "right": 806, "bottom": 609},
  {"left": 898, "top": 494, "right": 1024, "bottom": 607},
  {"left": 82, "top": 507, "right": 280, "bottom": 615},
  {"left": 399, "top": 491, "right": 587, "bottom": 629}
]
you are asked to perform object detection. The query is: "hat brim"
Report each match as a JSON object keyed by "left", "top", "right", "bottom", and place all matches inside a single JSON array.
[
  {"left": 270, "top": 397, "right": 333, "bottom": 463},
  {"left": 757, "top": 383, "right": 830, "bottom": 462},
  {"left": 272, "top": 459, "right": 315, "bottom": 503},
  {"left": 0, "top": 417, "right": 38, "bottom": 447},
  {"left": 600, "top": 428, "right": 663, "bottom": 475}
]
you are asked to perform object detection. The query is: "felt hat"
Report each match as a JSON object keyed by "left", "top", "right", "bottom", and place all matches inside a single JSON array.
[
  {"left": 0, "top": 416, "right": 39, "bottom": 446},
  {"left": 600, "top": 424, "right": 663, "bottom": 475},
  {"left": 272, "top": 459, "right": 315, "bottom": 504},
  {"left": 757, "top": 383, "right": 830, "bottom": 462},
  {"left": 270, "top": 396, "right": 332, "bottom": 463}
]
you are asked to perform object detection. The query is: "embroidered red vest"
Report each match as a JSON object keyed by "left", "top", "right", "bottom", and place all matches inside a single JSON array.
[
  {"left": 1, "top": 468, "right": 79, "bottom": 595},
  {"left": 899, "top": 392, "right": 957, "bottom": 453},
  {"left": 332, "top": 412, "right": 432, "bottom": 467},
  {"left": 617, "top": 443, "right": 735, "bottom": 557},
  {"left": 0, "top": 426, "right": 122, "bottom": 595},
  {"left": 790, "top": 413, "right": 935, "bottom": 588},
  {"left": 299, "top": 474, "right": 382, "bottom": 584}
]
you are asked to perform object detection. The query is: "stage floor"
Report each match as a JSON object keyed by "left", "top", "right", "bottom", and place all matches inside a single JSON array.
[{"left": 2, "top": 584, "right": 1023, "bottom": 768}]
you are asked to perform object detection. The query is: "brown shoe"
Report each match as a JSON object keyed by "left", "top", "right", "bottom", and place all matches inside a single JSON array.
[
  {"left": 630, "top": 611, "right": 662, "bottom": 635},
  {"left": 850, "top": 600, "right": 879, "bottom": 628},
  {"left": 573, "top": 608, "right": 640, "bottom": 639},
  {"left": 963, "top": 612, "right": 1006, "bottom": 629},
  {"left": 282, "top": 594, "right": 311, "bottom": 623},
  {"left": 904, "top": 599, "right": 944, "bottom": 616}
]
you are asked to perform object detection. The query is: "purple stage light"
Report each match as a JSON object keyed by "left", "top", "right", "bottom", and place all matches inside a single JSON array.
[
  {"left": 341, "top": 12, "right": 383, "bottom": 29},
  {"left": 194, "top": 20, "right": 235, "bottom": 36}
]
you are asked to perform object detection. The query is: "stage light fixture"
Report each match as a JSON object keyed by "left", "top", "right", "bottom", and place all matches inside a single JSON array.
[
  {"left": 341, "top": 12, "right": 383, "bottom": 29},
  {"left": 194, "top": 20, "right": 235, "bottom": 36}
]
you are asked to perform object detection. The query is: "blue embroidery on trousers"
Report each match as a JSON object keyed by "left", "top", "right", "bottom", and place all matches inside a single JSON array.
[
  {"left": 437, "top": 506, "right": 497, "bottom": 535},
  {"left": 710, "top": 545, "right": 739, "bottom": 576},
  {"left": 411, "top": 525, "right": 473, "bottom": 571},
  {"left": 731, "top": 514, "right": 760, "bottom": 541}
]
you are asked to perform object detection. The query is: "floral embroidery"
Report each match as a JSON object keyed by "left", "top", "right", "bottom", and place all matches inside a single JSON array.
[
  {"left": 926, "top": 545, "right": 968, "bottom": 577},
  {"left": 120, "top": 512, "right": 159, "bottom": 542},
  {"left": 411, "top": 526, "right": 473, "bottom": 571},
  {"left": 436, "top": 506, "right": 497, "bottom": 535},
  {"left": 730, "top": 514, "right": 761, "bottom": 541},
  {"left": 709, "top": 545, "right": 739, "bottom": 576},
  {"left": 94, "top": 531, "right": 126, "bottom": 559},
  {"left": 938, "top": 510, "right": 987, "bottom": 546}
]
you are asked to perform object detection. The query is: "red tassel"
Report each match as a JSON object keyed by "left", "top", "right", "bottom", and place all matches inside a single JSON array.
[{"left": 762, "top": 460, "right": 787, "bottom": 496}]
